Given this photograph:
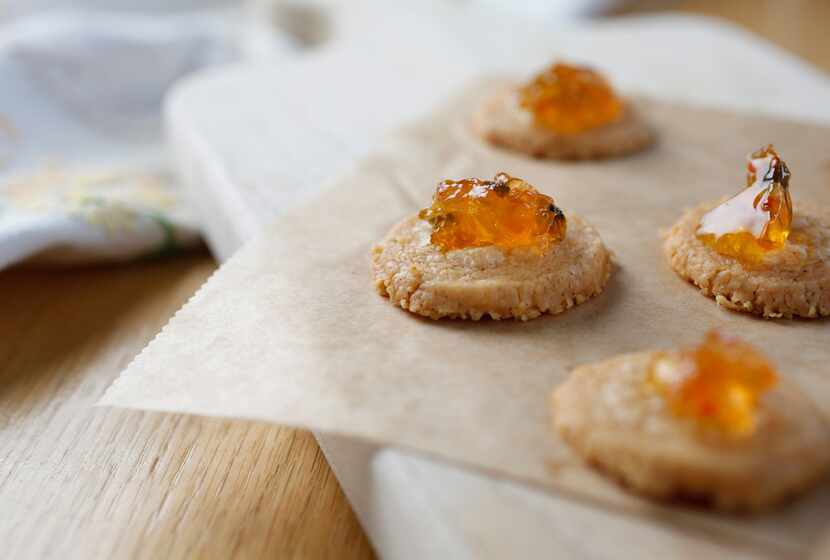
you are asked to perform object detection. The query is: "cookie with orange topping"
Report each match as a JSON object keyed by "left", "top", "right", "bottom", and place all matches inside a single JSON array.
[
  {"left": 371, "top": 173, "right": 612, "bottom": 320},
  {"left": 665, "top": 145, "right": 830, "bottom": 318},
  {"left": 552, "top": 330, "right": 830, "bottom": 511},
  {"left": 472, "top": 63, "right": 654, "bottom": 160}
]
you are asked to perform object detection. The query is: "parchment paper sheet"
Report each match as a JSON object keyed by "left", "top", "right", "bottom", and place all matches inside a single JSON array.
[{"left": 102, "top": 83, "right": 830, "bottom": 555}]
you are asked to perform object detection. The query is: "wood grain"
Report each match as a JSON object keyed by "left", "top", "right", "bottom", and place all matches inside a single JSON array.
[
  {"left": 0, "top": 2, "right": 827, "bottom": 559},
  {"left": 0, "top": 254, "right": 373, "bottom": 559},
  {"left": 614, "top": 0, "right": 830, "bottom": 74}
]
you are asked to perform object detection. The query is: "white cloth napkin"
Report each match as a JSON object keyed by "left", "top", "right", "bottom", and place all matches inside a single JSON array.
[
  {"left": 0, "top": 165, "right": 201, "bottom": 268},
  {"left": 0, "top": 7, "right": 280, "bottom": 269}
]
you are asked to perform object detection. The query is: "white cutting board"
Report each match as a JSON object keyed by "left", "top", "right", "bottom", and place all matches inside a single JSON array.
[{"left": 164, "top": 6, "right": 830, "bottom": 559}]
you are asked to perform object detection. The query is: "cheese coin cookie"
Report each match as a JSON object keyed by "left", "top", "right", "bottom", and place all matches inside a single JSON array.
[
  {"left": 472, "top": 63, "right": 654, "bottom": 160},
  {"left": 372, "top": 173, "right": 612, "bottom": 320},
  {"left": 665, "top": 145, "right": 830, "bottom": 318},
  {"left": 552, "top": 331, "right": 830, "bottom": 511}
]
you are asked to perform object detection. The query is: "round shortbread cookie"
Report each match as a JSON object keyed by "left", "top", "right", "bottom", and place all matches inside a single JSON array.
[
  {"left": 371, "top": 214, "right": 612, "bottom": 320},
  {"left": 471, "top": 86, "right": 655, "bottom": 160},
  {"left": 664, "top": 203, "right": 830, "bottom": 319},
  {"left": 552, "top": 352, "right": 830, "bottom": 511}
]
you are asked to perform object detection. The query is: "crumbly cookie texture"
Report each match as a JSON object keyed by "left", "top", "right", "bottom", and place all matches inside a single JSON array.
[
  {"left": 471, "top": 86, "right": 655, "bottom": 160},
  {"left": 371, "top": 214, "right": 611, "bottom": 320},
  {"left": 664, "top": 203, "right": 830, "bottom": 319},
  {"left": 552, "top": 352, "right": 830, "bottom": 511}
]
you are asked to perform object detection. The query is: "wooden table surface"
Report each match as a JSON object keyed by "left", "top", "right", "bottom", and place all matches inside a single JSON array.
[
  {"left": 1, "top": 2, "right": 827, "bottom": 559},
  {"left": 613, "top": 0, "right": 830, "bottom": 74},
  {"left": 0, "top": 253, "right": 372, "bottom": 559}
]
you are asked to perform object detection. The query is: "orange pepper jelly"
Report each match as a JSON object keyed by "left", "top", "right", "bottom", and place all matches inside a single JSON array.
[
  {"left": 648, "top": 331, "right": 778, "bottom": 437},
  {"left": 518, "top": 63, "right": 623, "bottom": 134},
  {"left": 418, "top": 173, "right": 566, "bottom": 252},
  {"left": 696, "top": 145, "right": 793, "bottom": 263}
]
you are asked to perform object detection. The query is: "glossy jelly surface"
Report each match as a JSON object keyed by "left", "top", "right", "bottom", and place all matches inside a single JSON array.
[
  {"left": 418, "top": 173, "right": 566, "bottom": 252},
  {"left": 649, "top": 330, "right": 778, "bottom": 437},
  {"left": 697, "top": 145, "right": 792, "bottom": 263},
  {"left": 518, "top": 63, "right": 623, "bottom": 134}
]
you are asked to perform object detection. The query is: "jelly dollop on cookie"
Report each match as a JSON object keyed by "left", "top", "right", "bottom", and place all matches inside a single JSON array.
[
  {"left": 696, "top": 145, "right": 793, "bottom": 263},
  {"left": 649, "top": 330, "right": 778, "bottom": 437},
  {"left": 518, "top": 63, "right": 623, "bottom": 134},
  {"left": 418, "top": 173, "right": 566, "bottom": 252}
]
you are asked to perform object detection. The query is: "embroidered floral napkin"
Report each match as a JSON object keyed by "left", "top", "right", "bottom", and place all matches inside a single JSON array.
[
  {"left": 0, "top": 166, "right": 200, "bottom": 268},
  {"left": 0, "top": 6, "right": 286, "bottom": 269}
]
